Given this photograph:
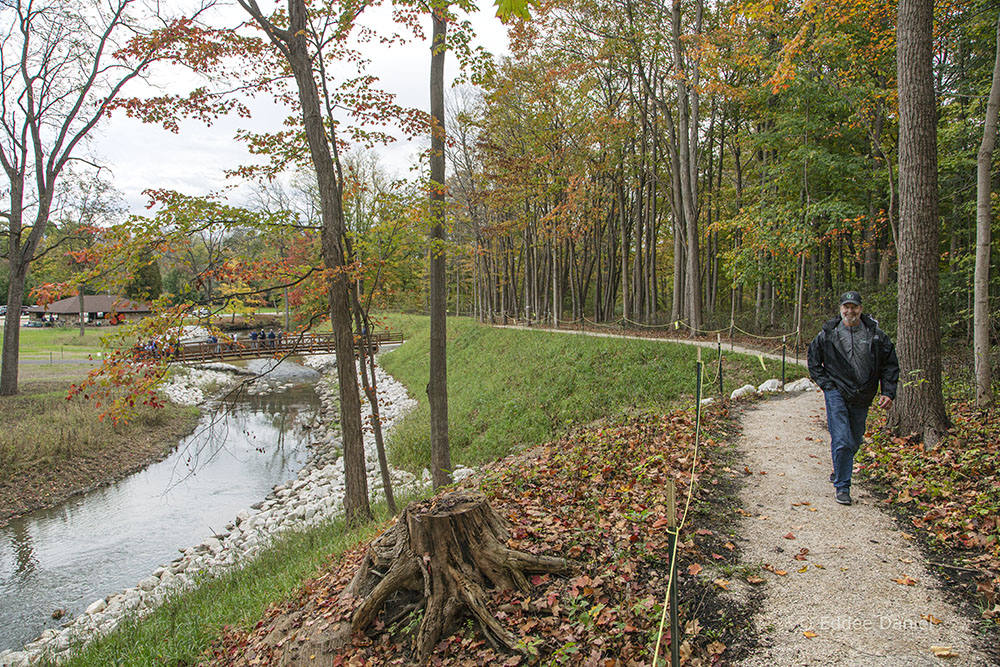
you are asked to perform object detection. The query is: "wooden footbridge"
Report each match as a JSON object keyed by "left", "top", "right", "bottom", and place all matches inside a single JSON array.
[{"left": 166, "top": 331, "right": 404, "bottom": 364}]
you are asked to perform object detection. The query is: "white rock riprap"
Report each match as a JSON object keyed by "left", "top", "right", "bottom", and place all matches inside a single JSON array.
[
  {"left": 0, "top": 358, "right": 421, "bottom": 667},
  {"left": 783, "top": 377, "right": 818, "bottom": 393},
  {"left": 756, "top": 378, "right": 783, "bottom": 394},
  {"left": 159, "top": 367, "right": 239, "bottom": 406}
]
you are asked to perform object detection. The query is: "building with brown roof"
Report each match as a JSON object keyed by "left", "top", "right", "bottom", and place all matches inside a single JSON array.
[{"left": 26, "top": 295, "right": 151, "bottom": 326}]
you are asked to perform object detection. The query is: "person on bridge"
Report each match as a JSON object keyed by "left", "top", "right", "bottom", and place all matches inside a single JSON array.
[
  {"left": 249, "top": 329, "right": 259, "bottom": 350},
  {"left": 807, "top": 291, "right": 899, "bottom": 506}
]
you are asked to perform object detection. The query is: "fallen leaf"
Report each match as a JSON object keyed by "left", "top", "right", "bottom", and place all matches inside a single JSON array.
[
  {"left": 807, "top": 507, "right": 818, "bottom": 512},
  {"left": 685, "top": 618, "right": 702, "bottom": 636},
  {"left": 893, "top": 575, "right": 918, "bottom": 586},
  {"left": 775, "top": 569, "right": 788, "bottom": 576},
  {"left": 921, "top": 613, "right": 943, "bottom": 625},
  {"left": 930, "top": 645, "right": 958, "bottom": 658},
  {"left": 714, "top": 578, "right": 731, "bottom": 590},
  {"left": 783, "top": 532, "right": 796, "bottom": 540},
  {"left": 707, "top": 640, "right": 726, "bottom": 655},
  {"left": 898, "top": 557, "right": 913, "bottom": 564},
  {"left": 798, "top": 565, "right": 809, "bottom": 573},
  {"left": 794, "top": 548, "right": 810, "bottom": 561},
  {"left": 803, "top": 630, "right": 818, "bottom": 638},
  {"left": 747, "top": 575, "right": 766, "bottom": 584},
  {"left": 687, "top": 563, "right": 703, "bottom": 576},
  {"left": 679, "top": 641, "right": 693, "bottom": 662}
]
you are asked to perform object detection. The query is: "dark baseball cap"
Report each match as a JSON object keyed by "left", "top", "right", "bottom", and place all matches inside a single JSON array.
[{"left": 839, "top": 291, "right": 862, "bottom": 306}]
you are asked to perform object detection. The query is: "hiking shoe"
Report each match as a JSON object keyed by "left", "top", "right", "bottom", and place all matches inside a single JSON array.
[
  {"left": 829, "top": 472, "right": 835, "bottom": 483},
  {"left": 835, "top": 490, "right": 852, "bottom": 505}
]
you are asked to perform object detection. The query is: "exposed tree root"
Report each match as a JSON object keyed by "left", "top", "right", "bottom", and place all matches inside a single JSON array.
[{"left": 342, "top": 490, "right": 570, "bottom": 660}]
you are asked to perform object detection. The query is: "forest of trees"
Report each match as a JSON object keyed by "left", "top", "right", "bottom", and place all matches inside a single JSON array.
[
  {"left": 3, "top": 0, "right": 1000, "bottom": 426},
  {"left": 441, "top": 0, "right": 998, "bottom": 350}
]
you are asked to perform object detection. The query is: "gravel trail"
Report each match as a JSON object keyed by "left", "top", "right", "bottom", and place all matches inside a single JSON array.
[{"left": 734, "top": 390, "right": 992, "bottom": 666}]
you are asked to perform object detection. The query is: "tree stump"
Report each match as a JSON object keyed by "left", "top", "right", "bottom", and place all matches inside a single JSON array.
[{"left": 343, "top": 490, "right": 569, "bottom": 660}]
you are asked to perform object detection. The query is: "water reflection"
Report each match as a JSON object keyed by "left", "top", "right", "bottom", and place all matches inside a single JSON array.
[{"left": 0, "top": 363, "right": 321, "bottom": 652}]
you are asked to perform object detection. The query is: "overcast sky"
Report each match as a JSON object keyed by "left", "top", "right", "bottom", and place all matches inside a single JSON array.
[{"left": 89, "top": 3, "right": 510, "bottom": 214}]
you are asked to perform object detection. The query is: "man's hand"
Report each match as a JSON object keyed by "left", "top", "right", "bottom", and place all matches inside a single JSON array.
[{"left": 878, "top": 395, "right": 893, "bottom": 410}]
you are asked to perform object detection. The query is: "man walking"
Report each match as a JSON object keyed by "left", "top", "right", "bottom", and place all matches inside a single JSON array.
[{"left": 807, "top": 291, "right": 899, "bottom": 505}]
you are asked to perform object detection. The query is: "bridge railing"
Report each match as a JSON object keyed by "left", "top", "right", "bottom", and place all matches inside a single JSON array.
[{"left": 166, "top": 330, "right": 403, "bottom": 363}]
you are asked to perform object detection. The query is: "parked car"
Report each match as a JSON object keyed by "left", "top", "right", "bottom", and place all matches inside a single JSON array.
[
  {"left": 22, "top": 320, "right": 43, "bottom": 328},
  {"left": 0, "top": 305, "right": 6, "bottom": 316}
]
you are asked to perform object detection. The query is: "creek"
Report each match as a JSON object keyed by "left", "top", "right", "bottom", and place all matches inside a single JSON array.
[{"left": 0, "top": 360, "right": 321, "bottom": 652}]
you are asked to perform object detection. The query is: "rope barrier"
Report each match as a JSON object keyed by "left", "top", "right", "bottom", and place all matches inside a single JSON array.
[
  {"left": 653, "top": 357, "right": 706, "bottom": 665},
  {"left": 582, "top": 315, "right": 625, "bottom": 328},
  {"left": 731, "top": 324, "right": 799, "bottom": 341},
  {"left": 668, "top": 319, "right": 731, "bottom": 336},
  {"left": 622, "top": 317, "right": 680, "bottom": 330}
]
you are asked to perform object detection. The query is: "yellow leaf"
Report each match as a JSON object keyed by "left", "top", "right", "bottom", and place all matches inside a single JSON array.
[
  {"left": 921, "top": 613, "right": 943, "bottom": 625},
  {"left": 714, "top": 578, "right": 731, "bottom": 590},
  {"left": 930, "top": 646, "right": 958, "bottom": 658},
  {"left": 798, "top": 565, "right": 809, "bottom": 573},
  {"left": 803, "top": 630, "right": 818, "bottom": 638}
]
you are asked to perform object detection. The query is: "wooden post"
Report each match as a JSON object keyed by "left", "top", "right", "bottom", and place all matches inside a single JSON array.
[
  {"left": 781, "top": 335, "right": 787, "bottom": 386},
  {"left": 717, "top": 334, "right": 723, "bottom": 398}
]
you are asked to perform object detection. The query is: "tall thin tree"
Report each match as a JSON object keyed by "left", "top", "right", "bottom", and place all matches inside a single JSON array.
[
  {"left": 974, "top": 13, "right": 1000, "bottom": 407},
  {"left": 891, "top": 0, "right": 951, "bottom": 442},
  {"left": 428, "top": 0, "right": 452, "bottom": 489},
  {"left": 237, "top": 0, "right": 372, "bottom": 524}
]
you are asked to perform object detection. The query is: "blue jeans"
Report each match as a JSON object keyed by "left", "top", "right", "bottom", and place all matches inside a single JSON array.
[{"left": 824, "top": 388, "right": 870, "bottom": 490}]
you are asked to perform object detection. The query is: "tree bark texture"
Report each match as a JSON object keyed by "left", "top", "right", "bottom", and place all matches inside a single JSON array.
[
  {"left": 344, "top": 492, "right": 569, "bottom": 661},
  {"left": 891, "top": 0, "right": 951, "bottom": 442},
  {"left": 974, "top": 14, "right": 1000, "bottom": 407},
  {"left": 429, "top": 7, "right": 452, "bottom": 489}
]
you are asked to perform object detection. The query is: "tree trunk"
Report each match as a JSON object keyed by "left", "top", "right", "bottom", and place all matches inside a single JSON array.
[
  {"left": 428, "top": 7, "right": 451, "bottom": 488},
  {"left": 240, "top": 0, "right": 370, "bottom": 524},
  {"left": 79, "top": 291, "right": 86, "bottom": 337},
  {"left": 974, "top": 13, "right": 1000, "bottom": 407},
  {"left": 890, "top": 0, "right": 951, "bottom": 443},
  {"left": 0, "top": 260, "right": 28, "bottom": 396},
  {"left": 351, "top": 288, "right": 397, "bottom": 515},
  {"left": 343, "top": 492, "right": 569, "bottom": 661}
]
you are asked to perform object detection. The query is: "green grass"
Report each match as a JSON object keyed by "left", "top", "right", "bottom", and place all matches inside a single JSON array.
[
  {"left": 53, "top": 498, "right": 413, "bottom": 667},
  {"left": 378, "top": 315, "right": 805, "bottom": 471},
  {"left": 1, "top": 324, "right": 120, "bottom": 360}
]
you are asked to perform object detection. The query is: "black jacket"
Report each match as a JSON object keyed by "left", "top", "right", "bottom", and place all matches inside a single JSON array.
[{"left": 807, "top": 313, "right": 899, "bottom": 407}]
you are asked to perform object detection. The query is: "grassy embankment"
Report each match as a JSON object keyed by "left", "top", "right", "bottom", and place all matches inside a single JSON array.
[
  {"left": 379, "top": 314, "right": 804, "bottom": 471},
  {"left": 55, "top": 315, "right": 800, "bottom": 666},
  {"left": 0, "top": 325, "right": 198, "bottom": 519}
]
